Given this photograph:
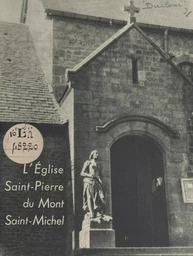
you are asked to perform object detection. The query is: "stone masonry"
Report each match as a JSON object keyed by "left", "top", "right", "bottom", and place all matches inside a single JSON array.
[{"left": 61, "top": 24, "right": 193, "bottom": 248}]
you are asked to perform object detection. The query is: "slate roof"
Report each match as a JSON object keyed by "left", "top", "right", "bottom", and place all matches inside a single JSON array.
[{"left": 0, "top": 21, "right": 61, "bottom": 124}]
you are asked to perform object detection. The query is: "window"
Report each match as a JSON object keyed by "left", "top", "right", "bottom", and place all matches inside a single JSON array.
[
  {"left": 132, "top": 59, "right": 138, "bottom": 84},
  {"left": 179, "top": 62, "right": 193, "bottom": 82}
]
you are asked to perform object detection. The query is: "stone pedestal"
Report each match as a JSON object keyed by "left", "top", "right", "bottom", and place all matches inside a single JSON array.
[{"left": 79, "top": 218, "right": 115, "bottom": 248}]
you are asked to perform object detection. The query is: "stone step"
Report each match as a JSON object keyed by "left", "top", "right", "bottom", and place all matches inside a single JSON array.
[{"left": 74, "top": 247, "right": 193, "bottom": 256}]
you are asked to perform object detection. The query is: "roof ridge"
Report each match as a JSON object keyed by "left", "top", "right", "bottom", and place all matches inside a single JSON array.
[
  {"left": 65, "top": 22, "right": 193, "bottom": 88},
  {"left": 66, "top": 22, "right": 134, "bottom": 75}
]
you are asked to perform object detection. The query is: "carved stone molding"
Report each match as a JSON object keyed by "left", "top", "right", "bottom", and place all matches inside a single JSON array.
[{"left": 95, "top": 115, "right": 179, "bottom": 138}]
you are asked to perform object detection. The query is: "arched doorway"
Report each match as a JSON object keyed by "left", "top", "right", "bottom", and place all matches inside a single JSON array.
[{"left": 111, "top": 135, "right": 169, "bottom": 247}]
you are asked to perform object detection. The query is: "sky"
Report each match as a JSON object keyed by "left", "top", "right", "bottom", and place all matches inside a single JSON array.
[
  {"left": 0, "top": 0, "right": 23, "bottom": 23},
  {"left": 135, "top": 0, "right": 193, "bottom": 28},
  {"left": 0, "top": 0, "right": 193, "bottom": 29}
]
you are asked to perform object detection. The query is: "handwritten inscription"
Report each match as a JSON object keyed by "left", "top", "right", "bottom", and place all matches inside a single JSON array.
[
  {"left": 142, "top": 0, "right": 192, "bottom": 17},
  {"left": 9, "top": 125, "right": 33, "bottom": 139},
  {"left": 142, "top": 1, "right": 183, "bottom": 9},
  {"left": 12, "top": 142, "right": 38, "bottom": 154},
  {"left": 184, "top": 8, "right": 192, "bottom": 17},
  {"left": 3, "top": 124, "right": 44, "bottom": 164}
]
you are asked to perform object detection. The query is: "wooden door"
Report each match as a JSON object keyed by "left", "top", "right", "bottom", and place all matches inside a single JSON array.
[{"left": 111, "top": 135, "right": 169, "bottom": 247}]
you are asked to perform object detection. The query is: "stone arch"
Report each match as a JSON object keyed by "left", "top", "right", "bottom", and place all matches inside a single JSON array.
[
  {"left": 95, "top": 116, "right": 183, "bottom": 221},
  {"left": 96, "top": 115, "right": 179, "bottom": 152},
  {"left": 109, "top": 129, "right": 166, "bottom": 154},
  {"left": 173, "top": 54, "right": 193, "bottom": 65}
]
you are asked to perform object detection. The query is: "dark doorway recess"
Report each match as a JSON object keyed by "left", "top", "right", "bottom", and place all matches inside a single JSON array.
[{"left": 111, "top": 135, "right": 169, "bottom": 247}]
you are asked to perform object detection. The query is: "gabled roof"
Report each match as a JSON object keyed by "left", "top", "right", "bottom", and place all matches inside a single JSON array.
[
  {"left": 66, "top": 22, "right": 193, "bottom": 87},
  {"left": 67, "top": 23, "right": 134, "bottom": 74},
  {"left": 0, "top": 21, "right": 61, "bottom": 124}
]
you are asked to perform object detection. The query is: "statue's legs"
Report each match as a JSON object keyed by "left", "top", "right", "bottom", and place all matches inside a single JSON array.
[{"left": 86, "top": 186, "right": 94, "bottom": 218}]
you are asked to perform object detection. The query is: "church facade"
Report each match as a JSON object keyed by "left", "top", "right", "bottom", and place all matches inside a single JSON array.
[
  {"left": 59, "top": 21, "right": 193, "bottom": 251},
  {"left": 26, "top": 0, "right": 193, "bottom": 253},
  {"left": 1, "top": 0, "right": 193, "bottom": 255}
]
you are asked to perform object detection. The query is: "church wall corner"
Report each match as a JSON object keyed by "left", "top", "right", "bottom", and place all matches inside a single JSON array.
[{"left": 26, "top": 0, "right": 53, "bottom": 85}]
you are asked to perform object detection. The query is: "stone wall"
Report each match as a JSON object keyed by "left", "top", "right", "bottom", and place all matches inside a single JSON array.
[
  {"left": 168, "top": 31, "right": 193, "bottom": 56},
  {"left": 143, "top": 27, "right": 193, "bottom": 55},
  {"left": 186, "top": 83, "right": 193, "bottom": 169},
  {"left": 59, "top": 89, "right": 75, "bottom": 254},
  {"left": 53, "top": 17, "right": 120, "bottom": 101},
  {"left": 66, "top": 27, "right": 193, "bottom": 247},
  {"left": 53, "top": 17, "right": 193, "bottom": 102},
  {"left": 0, "top": 0, "right": 23, "bottom": 23}
]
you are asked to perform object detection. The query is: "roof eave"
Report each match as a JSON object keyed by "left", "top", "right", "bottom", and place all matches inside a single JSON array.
[
  {"left": 45, "top": 8, "right": 126, "bottom": 25},
  {"left": 45, "top": 8, "right": 193, "bottom": 34}
]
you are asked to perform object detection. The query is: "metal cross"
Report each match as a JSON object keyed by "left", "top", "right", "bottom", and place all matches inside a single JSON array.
[{"left": 124, "top": 0, "right": 140, "bottom": 23}]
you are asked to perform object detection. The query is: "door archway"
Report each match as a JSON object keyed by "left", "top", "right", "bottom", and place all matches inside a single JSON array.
[{"left": 111, "top": 135, "right": 169, "bottom": 247}]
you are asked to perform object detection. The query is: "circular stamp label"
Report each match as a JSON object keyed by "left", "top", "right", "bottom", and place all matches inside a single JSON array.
[{"left": 3, "top": 123, "right": 44, "bottom": 164}]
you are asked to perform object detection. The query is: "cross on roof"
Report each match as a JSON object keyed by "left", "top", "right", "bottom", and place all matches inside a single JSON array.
[{"left": 124, "top": 0, "right": 140, "bottom": 23}]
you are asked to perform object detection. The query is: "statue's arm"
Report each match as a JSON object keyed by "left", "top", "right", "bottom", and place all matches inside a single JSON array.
[
  {"left": 81, "top": 161, "right": 92, "bottom": 178},
  {"left": 96, "top": 163, "right": 102, "bottom": 184}
]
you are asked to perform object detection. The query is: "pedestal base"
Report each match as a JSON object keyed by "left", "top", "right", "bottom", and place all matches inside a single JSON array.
[{"left": 79, "top": 218, "right": 115, "bottom": 248}]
